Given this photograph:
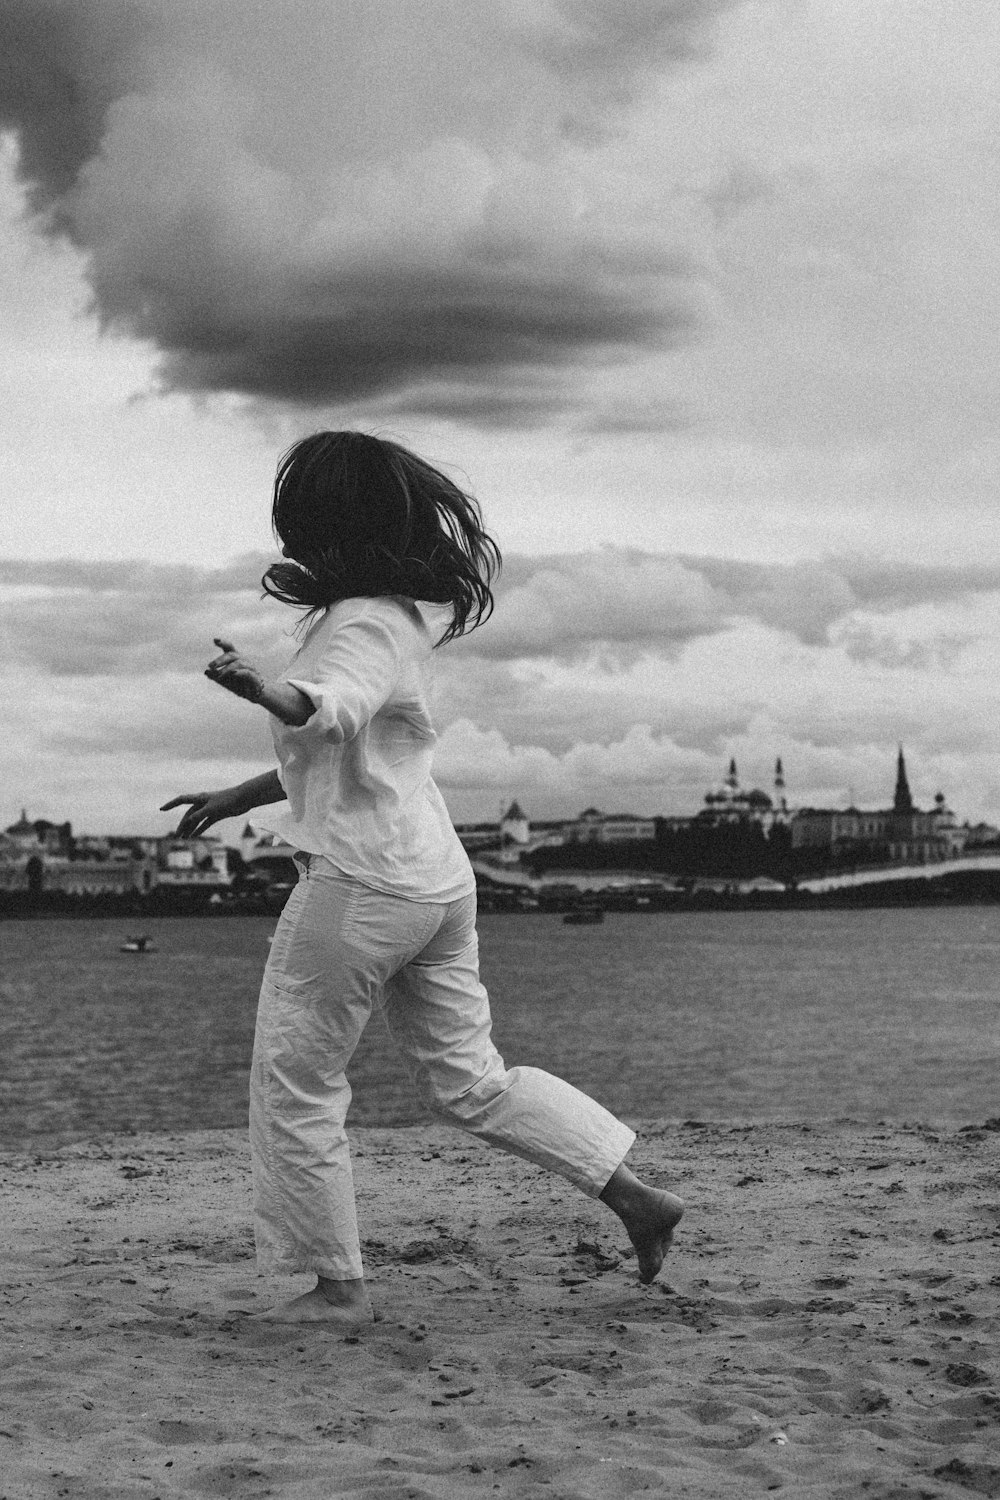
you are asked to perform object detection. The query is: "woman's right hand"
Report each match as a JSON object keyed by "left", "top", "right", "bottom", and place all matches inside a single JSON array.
[{"left": 159, "top": 787, "right": 245, "bottom": 838}]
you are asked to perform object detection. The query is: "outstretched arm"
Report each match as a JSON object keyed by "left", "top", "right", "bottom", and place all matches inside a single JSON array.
[
  {"left": 205, "top": 605, "right": 413, "bottom": 742},
  {"left": 160, "top": 770, "right": 285, "bottom": 839},
  {"left": 205, "top": 639, "right": 314, "bottom": 726}
]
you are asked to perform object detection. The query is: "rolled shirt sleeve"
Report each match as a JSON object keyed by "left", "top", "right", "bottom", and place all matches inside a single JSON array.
[
  {"left": 251, "top": 595, "right": 475, "bottom": 902},
  {"left": 281, "top": 605, "right": 407, "bottom": 744}
]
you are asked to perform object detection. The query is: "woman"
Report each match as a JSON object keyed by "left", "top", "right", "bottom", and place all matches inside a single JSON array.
[{"left": 162, "top": 431, "right": 683, "bottom": 1325}]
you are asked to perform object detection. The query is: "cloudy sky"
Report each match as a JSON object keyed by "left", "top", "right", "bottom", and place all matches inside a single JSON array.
[{"left": 2, "top": 0, "right": 1000, "bottom": 839}]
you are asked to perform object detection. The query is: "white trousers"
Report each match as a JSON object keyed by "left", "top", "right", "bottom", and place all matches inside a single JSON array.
[{"left": 249, "top": 857, "right": 636, "bottom": 1280}]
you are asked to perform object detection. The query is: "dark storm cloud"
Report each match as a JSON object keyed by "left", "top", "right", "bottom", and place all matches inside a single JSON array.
[
  {"left": 0, "top": 0, "right": 138, "bottom": 213},
  {"left": 150, "top": 256, "right": 704, "bottom": 412},
  {"left": 0, "top": 0, "right": 732, "bottom": 424}
]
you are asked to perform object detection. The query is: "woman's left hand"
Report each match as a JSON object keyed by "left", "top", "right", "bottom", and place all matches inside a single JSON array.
[{"left": 205, "top": 638, "right": 266, "bottom": 702}]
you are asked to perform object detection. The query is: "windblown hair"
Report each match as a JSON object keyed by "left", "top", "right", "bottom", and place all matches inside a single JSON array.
[{"left": 261, "top": 431, "right": 501, "bottom": 645}]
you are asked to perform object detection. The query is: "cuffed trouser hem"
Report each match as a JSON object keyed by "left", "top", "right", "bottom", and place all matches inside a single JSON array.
[
  {"left": 430, "top": 1064, "right": 636, "bottom": 1200},
  {"left": 254, "top": 1248, "right": 363, "bottom": 1280}
]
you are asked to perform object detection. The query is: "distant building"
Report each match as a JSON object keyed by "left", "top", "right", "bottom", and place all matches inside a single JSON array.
[
  {"left": 455, "top": 803, "right": 566, "bottom": 859},
  {"left": 154, "top": 837, "right": 231, "bottom": 890},
  {"left": 565, "top": 808, "right": 656, "bottom": 844},
  {"left": 964, "top": 821, "right": 1000, "bottom": 849},
  {"left": 500, "top": 799, "right": 530, "bottom": 844},
  {"left": 42, "top": 854, "right": 155, "bottom": 897},
  {"left": 929, "top": 792, "right": 966, "bottom": 859},
  {"left": 0, "top": 831, "right": 31, "bottom": 890},
  {"left": 453, "top": 820, "right": 503, "bottom": 853},
  {"left": 240, "top": 830, "right": 299, "bottom": 893},
  {"left": 240, "top": 828, "right": 296, "bottom": 863},
  {"left": 696, "top": 759, "right": 790, "bottom": 831},
  {"left": 240, "top": 822, "right": 260, "bottom": 864},
  {"left": 456, "top": 801, "right": 656, "bottom": 861},
  {"left": 790, "top": 748, "right": 964, "bottom": 865},
  {"left": 0, "top": 810, "right": 229, "bottom": 895},
  {"left": 492, "top": 800, "right": 529, "bottom": 865},
  {"left": 4, "top": 810, "right": 73, "bottom": 855}
]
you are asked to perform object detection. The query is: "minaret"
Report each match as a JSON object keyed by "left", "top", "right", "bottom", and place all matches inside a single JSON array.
[
  {"left": 774, "top": 757, "right": 787, "bottom": 813},
  {"left": 893, "top": 746, "right": 914, "bottom": 814}
]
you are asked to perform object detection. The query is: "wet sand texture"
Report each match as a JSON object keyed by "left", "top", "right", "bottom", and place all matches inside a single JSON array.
[{"left": 2, "top": 1119, "right": 999, "bottom": 1498}]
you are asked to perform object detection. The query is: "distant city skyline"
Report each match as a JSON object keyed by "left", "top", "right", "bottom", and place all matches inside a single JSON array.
[
  {"left": 3, "top": 4, "right": 1000, "bottom": 835},
  {"left": 6, "top": 744, "right": 995, "bottom": 848}
]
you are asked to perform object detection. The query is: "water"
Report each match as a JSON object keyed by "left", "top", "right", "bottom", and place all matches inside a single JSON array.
[{"left": 1, "top": 907, "right": 997, "bottom": 1151}]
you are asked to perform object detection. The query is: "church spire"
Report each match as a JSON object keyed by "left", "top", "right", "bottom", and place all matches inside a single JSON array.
[{"left": 893, "top": 745, "right": 914, "bottom": 814}]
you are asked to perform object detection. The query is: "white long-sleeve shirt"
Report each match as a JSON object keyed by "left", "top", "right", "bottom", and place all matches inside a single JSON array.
[{"left": 252, "top": 596, "right": 475, "bottom": 902}]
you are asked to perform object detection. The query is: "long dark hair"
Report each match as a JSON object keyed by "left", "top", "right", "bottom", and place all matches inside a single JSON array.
[{"left": 261, "top": 431, "right": 500, "bottom": 645}]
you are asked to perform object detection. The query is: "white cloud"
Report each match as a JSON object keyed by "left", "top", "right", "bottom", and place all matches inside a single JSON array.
[{"left": 433, "top": 717, "right": 712, "bottom": 804}]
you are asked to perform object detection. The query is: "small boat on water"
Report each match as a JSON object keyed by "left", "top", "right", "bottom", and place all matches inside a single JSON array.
[
  {"left": 120, "top": 935, "right": 157, "bottom": 954},
  {"left": 562, "top": 907, "right": 604, "bottom": 926}
]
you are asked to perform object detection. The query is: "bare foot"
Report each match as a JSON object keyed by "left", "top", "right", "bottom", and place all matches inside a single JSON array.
[
  {"left": 600, "top": 1165, "right": 685, "bottom": 1285},
  {"left": 254, "top": 1277, "right": 374, "bottom": 1327}
]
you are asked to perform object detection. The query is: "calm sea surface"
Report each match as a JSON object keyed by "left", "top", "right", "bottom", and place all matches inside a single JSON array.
[{"left": 1, "top": 907, "right": 997, "bottom": 1151}]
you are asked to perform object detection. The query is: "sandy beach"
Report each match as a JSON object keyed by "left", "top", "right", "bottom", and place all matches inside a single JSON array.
[{"left": 2, "top": 1118, "right": 998, "bottom": 1499}]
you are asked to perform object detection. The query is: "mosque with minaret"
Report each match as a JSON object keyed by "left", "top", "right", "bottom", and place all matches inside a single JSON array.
[
  {"left": 694, "top": 756, "right": 791, "bottom": 831},
  {"left": 685, "top": 746, "right": 963, "bottom": 862},
  {"left": 454, "top": 747, "right": 967, "bottom": 868}
]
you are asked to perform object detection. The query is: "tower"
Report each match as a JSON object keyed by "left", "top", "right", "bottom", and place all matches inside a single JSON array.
[
  {"left": 240, "top": 821, "right": 259, "bottom": 863},
  {"left": 499, "top": 800, "right": 530, "bottom": 863},
  {"left": 774, "top": 757, "right": 787, "bottom": 813},
  {"left": 893, "top": 746, "right": 914, "bottom": 814},
  {"left": 500, "top": 801, "right": 530, "bottom": 846}
]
